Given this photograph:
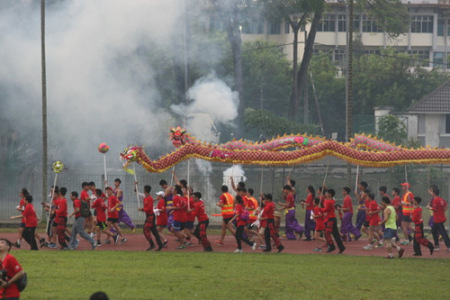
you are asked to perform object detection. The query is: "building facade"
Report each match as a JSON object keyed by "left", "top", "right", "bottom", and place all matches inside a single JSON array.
[{"left": 241, "top": 0, "right": 450, "bottom": 69}]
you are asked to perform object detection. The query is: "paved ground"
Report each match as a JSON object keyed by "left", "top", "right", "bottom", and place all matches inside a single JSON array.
[{"left": 1, "top": 231, "right": 449, "bottom": 259}]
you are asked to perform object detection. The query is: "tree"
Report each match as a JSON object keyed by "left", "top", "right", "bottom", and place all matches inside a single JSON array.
[
  {"left": 376, "top": 114, "right": 407, "bottom": 145},
  {"left": 260, "top": 0, "right": 325, "bottom": 122},
  {"left": 220, "top": 40, "right": 292, "bottom": 116},
  {"left": 208, "top": 0, "right": 256, "bottom": 135},
  {"left": 244, "top": 108, "right": 318, "bottom": 140},
  {"left": 356, "top": 0, "right": 410, "bottom": 37}
]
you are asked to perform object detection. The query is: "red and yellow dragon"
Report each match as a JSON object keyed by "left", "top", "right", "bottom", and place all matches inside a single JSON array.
[{"left": 120, "top": 127, "right": 450, "bottom": 173}]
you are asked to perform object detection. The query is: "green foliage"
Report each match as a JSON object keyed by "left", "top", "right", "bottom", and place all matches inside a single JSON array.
[
  {"left": 357, "top": 0, "right": 410, "bottom": 37},
  {"left": 244, "top": 108, "right": 319, "bottom": 139},
  {"left": 13, "top": 250, "right": 450, "bottom": 300},
  {"left": 377, "top": 114, "right": 407, "bottom": 145}
]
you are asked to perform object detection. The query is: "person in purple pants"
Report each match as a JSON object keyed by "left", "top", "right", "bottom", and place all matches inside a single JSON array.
[
  {"left": 301, "top": 185, "right": 316, "bottom": 241},
  {"left": 339, "top": 187, "right": 361, "bottom": 241},
  {"left": 113, "top": 178, "right": 136, "bottom": 232},
  {"left": 279, "top": 185, "right": 304, "bottom": 240},
  {"left": 354, "top": 181, "right": 368, "bottom": 231}
]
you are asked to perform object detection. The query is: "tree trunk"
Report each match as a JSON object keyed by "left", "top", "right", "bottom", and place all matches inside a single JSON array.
[
  {"left": 295, "top": 10, "right": 322, "bottom": 122},
  {"left": 289, "top": 25, "right": 300, "bottom": 121},
  {"left": 41, "top": 0, "right": 48, "bottom": 214}
]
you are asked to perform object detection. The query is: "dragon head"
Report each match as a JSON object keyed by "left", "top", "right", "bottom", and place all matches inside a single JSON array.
[{"left": 170, "top": 126, "right": 187, "bottom": 148}]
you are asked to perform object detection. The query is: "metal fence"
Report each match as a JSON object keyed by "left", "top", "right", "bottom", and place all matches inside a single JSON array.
[{"left": 1, "top": 158, "right": 449, "bottom": 227}]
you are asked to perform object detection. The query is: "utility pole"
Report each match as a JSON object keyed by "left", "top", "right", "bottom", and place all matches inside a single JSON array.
[
  {"left": 41, "top": 0, "right": 48, "bottom": 215},
  {"left": 346, "top": 0, "right": 354, "bottom": 186}
]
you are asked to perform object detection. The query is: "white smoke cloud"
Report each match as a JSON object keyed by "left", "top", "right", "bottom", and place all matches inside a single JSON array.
[
  {"left": 171, "top": 73, "right": 239, "bottom": 144},
  {"left": 0, "top": 0, "right": 184, "bottom": 168}
]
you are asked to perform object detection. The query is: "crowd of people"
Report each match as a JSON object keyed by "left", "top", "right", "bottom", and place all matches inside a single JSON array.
[
  {"left": 5, "top": 173, "right": 450, "bottom": 258},
  {"left": 2, "top": 172, "right": 450, "bottom": 298}
]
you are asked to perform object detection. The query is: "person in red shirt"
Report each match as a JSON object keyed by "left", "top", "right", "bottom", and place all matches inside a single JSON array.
[
  {"left": 260, "top": 194, "right": 284, "bottom": 253},
  {"left": 338, "top": 187, "right": 361, "bottom": 242},
  {"left": 412, "top": 197, "right": 434, "bottom": 256},
  {"left": 279, "top": 185, "right": 304, "bottom": 240},
  {"left": 92, "top": 189, "right": 115, "bottom": 246},
  {"left": 54, "top": 187, "right": 69, "bottom": 250},
  {"left": 427, "top": 186, "right": 450, "bottom": 251},
  {"left": 322, "top": 189, "right": 345, "bottom": 253},
  {"left": 10, "top": 194, "right": 39, "bottom": 250},
  {"left": 168, "top": 185, "right": 187, "bottom": 249},
  {"left": 0, "top": 238, "right": 25, "bottom": 299},
  {"left": 138, "top": 185, "right": 163, "bottom": 251},
  {"left": 105, "top": 187, "right": 126, "bottom": 245},
  {"left": 313, "top": 198, "right": 326, "bottom": 252},
  {"left": 154, "top": 191, "right": 168, "bottom": 247},
  {"left": 192, "top": 192, "right": 213, "bottom": 252},
  {"left": 301, "top": 185, "right": 316, "bottom": 241},
  {"left": 80, "top": 182, "right": 96, "bottom": 236},
  {"left": 363, "top": 193, "right": 383, "bottom": 250},
  {"left": 230, "top": 195, "right": 256, "bottom": 253},
  {"left": 183, "top": 187, "right": 195, "bottom": 246}
]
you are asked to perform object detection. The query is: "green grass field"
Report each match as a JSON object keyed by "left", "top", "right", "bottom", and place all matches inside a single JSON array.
[{"left": 12, "top": 250, "right": 450, "bottom": 300}]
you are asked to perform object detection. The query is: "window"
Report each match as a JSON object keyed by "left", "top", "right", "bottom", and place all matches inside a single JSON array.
[
  {"left": 318, "top": 15, "right": 336, "bottom": 32},
  {"left": 334, "top": 48, "right": 346, "bottom": 67},
  {"left": 362, "top": 15, "right": 382, "bottom": 33},
  {"left": 242, "top": 18, "right": 264, "bottom": 34},
  {"left": 438, "top": 19, "right": 444, "bottom": 36},
  {"left": 268, "top": 21, "right": 281, "bottom": 34},
  {"left": 433, "top": 52, "right": 444, "bottom": 68},
  {"left": 338, "top": 15, "right": 346, "bottom": 32},
  {"left": 446, "top": 115, "right": 450, "bottom": 134},
  {"left": 354, "top": 15, "right": 361, "bottom": 32},
  {"left": 411, "top": 16, "right": 433, "bottom": 33}
]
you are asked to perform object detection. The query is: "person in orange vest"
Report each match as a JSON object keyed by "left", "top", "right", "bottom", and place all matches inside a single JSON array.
[
  {"left": 216, "top": 185, "right": 236, "bottom": 246},
  {"left": 400, "top": 182, "right": 414, "bottom": 245}
]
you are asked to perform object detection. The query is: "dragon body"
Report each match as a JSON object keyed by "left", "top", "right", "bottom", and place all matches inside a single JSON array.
[{"left": 121, "top": 130, "right": 450, "bottom": 173}]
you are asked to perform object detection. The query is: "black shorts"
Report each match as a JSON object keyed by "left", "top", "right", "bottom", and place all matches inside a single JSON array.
[
  {"left": 185, "top": 221, "right": 194, "bottom": 230},
  {"left": 20, "top": 222, "right": 26, "bottom": 228},
  {"left": 223, "top": 217, "right": 232, "bottom": 224},
  {"left": 402, "top": 215, "right": 412, "bottom": 222},
  {"left": 363, "top": 221, "right": 369, "bottom": 227},
  {"left": 97, "top": 221, "right": 107, "bottom": 230},
  {"left": 107, "top": 218, "right": 119, "bottom": 223}
]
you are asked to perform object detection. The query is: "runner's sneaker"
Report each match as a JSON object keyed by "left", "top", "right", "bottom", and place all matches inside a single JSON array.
[
  {"left": 400, "top": 240, "right": 410, "bottom": 245},
  {"left": 434, "top": 246, "right": 440, "bottom": 251},
  {"left": 234, "top": 249, "right": 243, "bottom": 253},
  {"left": 103, "top": 239, "right": 111, "bottom": 245},
  {"left": 147, "top": 245, "right": 155, "bottom": 251},
  {"left": 96, "top": 242, "right": 102, "bottom": 247},
  {"left": 114, "top": 235, "right": 120, "bottom": 244},
  {"left": 163, "top": 241, "right": 168, "bottom": 248},
  {"left": 277, "top": 245, "right": 285, "bottom": 253},
  {"left": 176, "top": 244, "right": 186, "bottom": 249},
  {"left": 375, "top": 242, "right": 384, "bottom": 248},
  {"left": 91, "top": 241, "right": 97, "bottom": 251},
  {"left": 398, "top": 248, "right": 405, "bottom": 258},
  {"left": 12, "top": 242, "right": 20, "bottom": 249},
  {"left": 259, "top": 245, "right": 266, "bottom": 249},
  {"left": 363, "top": 245, "right": 373, "bottom": 250},
  {"left": 313, "top": 247, "right": 322, "bottom": 252},
  {"left": 119, "top": 238, "right": 127, "bottom": 245},
  {"left": 47, "top": 243, "right": 58, "bottom": 249},
  {"left": 39, "top": 238, "right": 46, "bottom": 248},
  {"left": 216, "top": 240, "right": 224, "bottom": 246},
  {"left": 252, "top": 243, "right": 257, "bottom": 251}
]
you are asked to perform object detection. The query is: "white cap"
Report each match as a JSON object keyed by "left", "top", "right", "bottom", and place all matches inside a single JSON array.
[{"left": 156, "top": 191, "right": 165, "bottom": 196}]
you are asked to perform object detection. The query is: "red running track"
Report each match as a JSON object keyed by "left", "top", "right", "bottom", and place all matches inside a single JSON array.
[{"left": 1, "top": 231, "right": 448, "bottom": 259}]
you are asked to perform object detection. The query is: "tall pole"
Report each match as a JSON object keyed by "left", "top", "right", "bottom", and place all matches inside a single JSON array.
[
  {"left": 41, "top": 0, "right": 48, "bottom": 212},
  {"left": 346, "top": 0, "right": 354, "bottom": 186},
  {"left": 346, "top": 0, "right": 353, "bottom": 142}
]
